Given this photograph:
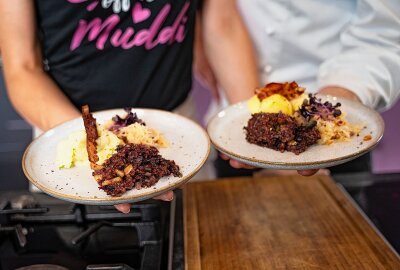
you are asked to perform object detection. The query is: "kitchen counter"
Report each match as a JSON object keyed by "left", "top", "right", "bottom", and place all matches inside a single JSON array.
[{"left": 183, "top": 175, "right": 400, "bottom": 269}]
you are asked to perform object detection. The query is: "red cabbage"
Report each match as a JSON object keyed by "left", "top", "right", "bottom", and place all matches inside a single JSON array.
[
  {"left": 109, "top": 107, "right": 145, "bottom": 131},
  {"left": 299, "top": 94, "right": 342, "bottom": 121}
]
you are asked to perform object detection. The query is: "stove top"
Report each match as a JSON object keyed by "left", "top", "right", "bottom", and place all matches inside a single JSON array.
[
  {"left": 0, "top": 191, "right": 184, "bottom": 270},
  {"left": 335, "top": 172, "right": 400, "bottom": 253}
]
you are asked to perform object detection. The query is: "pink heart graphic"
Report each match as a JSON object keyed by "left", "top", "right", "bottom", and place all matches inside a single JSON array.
[{"left": 132, "top": 3, "right": 151, "bottom": 24}]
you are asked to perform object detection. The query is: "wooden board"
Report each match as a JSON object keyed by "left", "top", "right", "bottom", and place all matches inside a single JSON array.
[{"left": 184, "top": 175, "right": 400, "bottom": 269}]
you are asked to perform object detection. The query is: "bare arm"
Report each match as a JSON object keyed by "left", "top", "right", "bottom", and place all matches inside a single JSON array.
[
  {"left": 193, "top": 13, "right": 220, "bottom": 102},
  {"left": 0, "top": 0, "right": 80, "bottom": 132},
  {"left": 201, "top": 0, "right": 259, "bottom": 104}
]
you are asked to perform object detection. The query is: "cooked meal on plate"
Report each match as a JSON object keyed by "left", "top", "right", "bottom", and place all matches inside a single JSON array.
[
  {"left": 56, "top": 106, "right": 181, "bottom": 196},
  {"left": 245, "top": 82, "right": 364, "bottom": 154}
]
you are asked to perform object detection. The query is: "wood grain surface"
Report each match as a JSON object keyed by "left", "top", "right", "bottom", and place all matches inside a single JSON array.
[{"left": 184, "top": 175, "right": 400, "bottom": 269}]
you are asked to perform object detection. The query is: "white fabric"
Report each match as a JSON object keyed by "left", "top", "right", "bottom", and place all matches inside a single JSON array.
[{"left": 236, "top": 0, "right": 400, "bottom": 110}]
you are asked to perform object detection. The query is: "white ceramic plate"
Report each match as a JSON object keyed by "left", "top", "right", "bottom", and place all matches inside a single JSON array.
[
  {"left": 207, "top": 95, "right": 384, "bottom": 170},
  {"left": 23, "top": 109, "right": 210, "bottom": 205}
]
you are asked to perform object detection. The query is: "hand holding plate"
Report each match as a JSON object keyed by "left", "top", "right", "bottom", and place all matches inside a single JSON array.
[
  {"left": 220, "top": 153, "right": 320, "bottom": 176},
  {"left": 114, "top": 191, "right": 174, "bottom": 214}
]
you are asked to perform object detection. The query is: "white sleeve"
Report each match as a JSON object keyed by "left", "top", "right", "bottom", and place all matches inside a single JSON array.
[{"left": 317, "top": 0, "right": 400, "bottom": 110}]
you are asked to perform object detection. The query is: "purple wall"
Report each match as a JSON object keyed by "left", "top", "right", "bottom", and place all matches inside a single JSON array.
[
  {"left": 191, "top": 78, "right": 212, "bottom": 125},
  {"left": 372, "top": 101, "right": 400, "bottom": 174},
  {"left": 192, "top": 78, "right": 400, "bottom": 173}
]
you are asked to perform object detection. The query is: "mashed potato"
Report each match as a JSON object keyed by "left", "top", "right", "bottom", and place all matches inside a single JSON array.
[
  {"left": 247, "top": 94, "right": 294, "bottom": 115},
  {"left": 247, "top": 95, "right": 262, "bottom": 114},
  {"left": 260, "top": 94, "right": 293, "bottom": 115},
  {"left": 56, "top": 130, "right": 86, "bottom": 169},
  {"left": 96, "top": 126, "right": 122, "bottom": 164},
  {"left": 56, "top": 126, "right": 122, "bottom": 169},
  {"left": 56, "top": 122, "right": 168, "bottom": 169}
]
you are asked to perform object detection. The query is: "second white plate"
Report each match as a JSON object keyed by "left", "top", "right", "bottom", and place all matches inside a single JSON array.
[{"left": 207, "top": 95, "right": 384, "bottom": 170}]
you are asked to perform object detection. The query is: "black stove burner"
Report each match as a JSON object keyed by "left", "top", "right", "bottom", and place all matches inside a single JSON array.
[
  {"left": 0, "top": 191, "right": 184, "bottom": 270},
  {"left": 15, "top": 264, "right": 69, "bottom": 270}
]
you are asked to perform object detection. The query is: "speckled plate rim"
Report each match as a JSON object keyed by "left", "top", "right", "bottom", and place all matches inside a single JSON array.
[
  {"left": 22, "top": 108, "right": 211, "bottom": 205},
  {"left": 207, "top": 97, "right": 384, "bottom": 170}
]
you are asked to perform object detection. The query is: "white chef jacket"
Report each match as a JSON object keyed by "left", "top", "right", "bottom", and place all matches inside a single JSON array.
[{"left": 236, "top": 0, "right": 400, "bottom": 110}]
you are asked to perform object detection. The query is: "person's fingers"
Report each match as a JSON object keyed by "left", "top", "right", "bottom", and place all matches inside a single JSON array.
[
  {"left": 222, "top": 153, "right": 321, "bottom": 173},
  {"left": 297, "top": 169, "right": 319, "bottom": 176},
  {"left": 229, "top": 159, "right": 256, "bottom": 169},
  {"left": 114, "top": 191, "right": 174, "bottom": 214},
  {"left": 221, "top": 151, "right": 326, "bottom": 175},
  {"left": 114, "top": 203, "right": 131, "bottom": 214},
  {"left": 153, "top": 191, "right": 174, "bottom": 201},
  {"left": 219, "top": 153, "right": 230, "bottom": 160},
  {"left": 219, "top": 153, "right": 256, "bottom": 169},
  {"left": 318, "top": 169, "right": 331, "bottom": 175}
]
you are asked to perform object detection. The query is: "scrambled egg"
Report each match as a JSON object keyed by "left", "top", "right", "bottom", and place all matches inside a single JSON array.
[{"left": 56, "top": 126, "right": 122, "bottom": 169}]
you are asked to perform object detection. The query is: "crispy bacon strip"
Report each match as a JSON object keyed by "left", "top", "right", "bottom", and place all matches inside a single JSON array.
[
  {"left": 81, "top": 105, "right": 100, "bottom": 170},
  {"left": 255, "top": 81, "right": 305, "bottom": 101}
]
